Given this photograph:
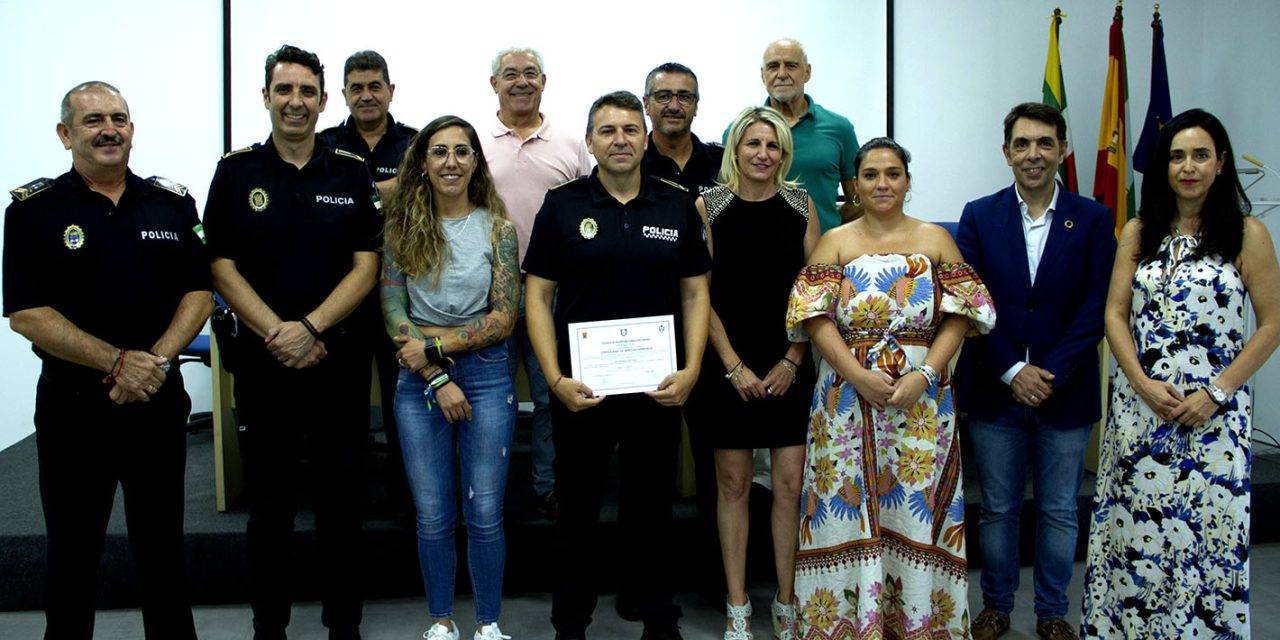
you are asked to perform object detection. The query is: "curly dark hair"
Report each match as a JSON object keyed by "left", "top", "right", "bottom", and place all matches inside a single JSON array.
[
  {"left": 1136, "top": 108, "right": 1249, "bottom": 263},
  {"left": 385, "top": 116, "right": 509, "bottom": 282}
]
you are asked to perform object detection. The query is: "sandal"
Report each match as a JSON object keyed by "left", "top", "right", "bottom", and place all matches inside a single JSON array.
[
  {"left": 771, "top": 593, "right": 797, "bottom": 640},
  {"left": 725, "top": 596, "right": 753, "bottom": 640}
]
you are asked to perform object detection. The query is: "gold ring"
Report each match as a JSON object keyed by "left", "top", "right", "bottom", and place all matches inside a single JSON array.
[{"left": 147, "top": 385, "right": 156, "bottom": 394}]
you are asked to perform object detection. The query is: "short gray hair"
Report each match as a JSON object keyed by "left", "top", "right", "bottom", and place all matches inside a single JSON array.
[
  {"left": 61, "top": 81, "right": 127, "bottom": 125},
  {"left": 491, "top": 47, "right": 544, "bottom": 76}
]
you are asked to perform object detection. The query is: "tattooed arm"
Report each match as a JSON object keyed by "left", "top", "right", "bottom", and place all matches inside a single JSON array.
[
  {"left": 439, "top": 217, "right": 520, "bottom": 352},
  {"left": 380, "top": 241, "right": 426, "bottom": 341}
]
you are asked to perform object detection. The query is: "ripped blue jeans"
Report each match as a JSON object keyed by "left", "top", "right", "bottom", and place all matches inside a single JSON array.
[{"left": 395, "top": 341, "right": 516, "bottom": 624}]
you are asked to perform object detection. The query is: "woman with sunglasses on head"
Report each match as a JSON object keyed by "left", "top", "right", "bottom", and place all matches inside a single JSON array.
[{"left": 382, "top": 115, "right": 520, "bottom": 640}]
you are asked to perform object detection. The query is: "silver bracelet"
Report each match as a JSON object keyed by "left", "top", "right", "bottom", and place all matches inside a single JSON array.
[{"left": 915, "top": 363, "right": 939, "bottom": 387}]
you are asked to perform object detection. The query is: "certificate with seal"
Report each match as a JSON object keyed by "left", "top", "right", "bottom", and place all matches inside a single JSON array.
[{"left": 568, "top": 315, "right": 676, "bottom": 395}]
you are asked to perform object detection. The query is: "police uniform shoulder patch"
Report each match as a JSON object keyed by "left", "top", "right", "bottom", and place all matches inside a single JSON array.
[
  {"left": 550, "top": 175, "right": 588, "bottom": 191},
  {"left": 657, "top": 177, "right": 689, "bottom": 193},
  {"left": 146, "top": 176, "right": 189, "bottom": 197},
  {"left": 222, "top": 145, "right": 253, "bottom": 159},
  {"left": 10, "top": 177, "right": 54, "bottom": 202},
  {"left": 333, "top": 148, "right": 366, "bottom": 163}
]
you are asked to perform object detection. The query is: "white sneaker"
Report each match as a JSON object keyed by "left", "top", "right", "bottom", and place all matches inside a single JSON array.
[
  {"left": 424, "top": 622, "right": 460, "bottom": 640},
  {"left": 474, "top": 624, "right": 511, "bottom": 640}
]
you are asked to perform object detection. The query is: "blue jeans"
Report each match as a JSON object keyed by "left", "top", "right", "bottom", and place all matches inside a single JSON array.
[
  {"left": 395, "top": 342, "right": 516, "bottom": 624},
  {"left": 970, "top": 409, "right": 1092, "bottom": 620},
  {"left": 511, "top": 283, "right": 556, "bottom": 495}
]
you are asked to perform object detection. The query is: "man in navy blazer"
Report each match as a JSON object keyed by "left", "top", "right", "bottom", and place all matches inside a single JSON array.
[{"left": 955, "top": 103, "right": 1116, "bottom": 640}]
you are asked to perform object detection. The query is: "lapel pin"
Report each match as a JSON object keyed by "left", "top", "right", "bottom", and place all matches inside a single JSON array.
[{"left": 1063, "top": 220, "right": 1074, "bottom": 229}]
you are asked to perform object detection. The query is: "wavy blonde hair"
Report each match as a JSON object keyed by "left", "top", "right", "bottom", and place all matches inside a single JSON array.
[
  {"left": 718, "top": 106, "right": 798, "bottom": 194},
  {"left": 385, "top": 115, "right": 509, "bottom": 282}
]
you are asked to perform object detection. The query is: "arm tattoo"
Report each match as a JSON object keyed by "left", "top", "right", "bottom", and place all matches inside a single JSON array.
[
  {"left": 380, "top": 243, "right": 424, "bottom": 340},
  {"left": 449, "top": 219, "right": 520, "bottom": 350}
]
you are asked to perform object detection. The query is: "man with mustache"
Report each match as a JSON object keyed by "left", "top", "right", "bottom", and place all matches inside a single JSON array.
[
  {"left": 202, "top": 44, "right": 381, "bottom": 640},
  {"left": 523, "top": 91, "right": 710, "bottom": 640},
  {"left": 479, "top": 46, "right": 592, "bottom": 522},
  {"left": 319, "top": 49, "right": 418, "bottom": 520},
  {"left": 641, "top": 62, "right": 723, "bottom": 194},
  {"left": 755, "top": 38, "right": 860, "bottom": 231},
  {"left": 3, "top": 80, "right": 212, "bottom": 638},
  {"left": 955, "top": 102, "right": 1116, "bottom": 640}
]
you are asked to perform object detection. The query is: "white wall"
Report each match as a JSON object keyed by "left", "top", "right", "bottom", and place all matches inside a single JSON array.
[
  {"left": 0, "top": 1, "right": 222, "bottom": 450},
  {"left": 226, "top": 0, "right": 888, "bottom": 159}
]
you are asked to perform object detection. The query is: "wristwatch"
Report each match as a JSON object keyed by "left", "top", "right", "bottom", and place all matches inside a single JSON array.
[{"left": 1203, "top": 382, "right": 1229, "bottom": 406}]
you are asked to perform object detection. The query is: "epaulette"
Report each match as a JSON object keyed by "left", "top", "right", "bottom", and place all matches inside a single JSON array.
[
  {"left": 334, "top": 148, "right": 366, "bottom": 163},
  {"left": 146, "top": 176, "right": 189, "bottom": 197},
  {"left": 10, "top": 177, "right": 54, "bottom": 202},
  {"left": 656, "top": 177, "right": 689, "bottom": 192},
  {"left": 222, "top": 145, "right": 253, "bottom": 159},
  {"left": 550, "top": 175, "right": 588, "bottom": 190}
]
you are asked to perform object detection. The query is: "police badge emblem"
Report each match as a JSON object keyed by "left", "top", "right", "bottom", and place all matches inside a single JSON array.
[
  {"left": 248, "top": 187, "right": 270, "bottom": 212},
  {"left": 579, "top": 217, "right": 598, "bottom": 240},
  {"left": 63, "top": 224, "right": 85, "bottom": 250}
]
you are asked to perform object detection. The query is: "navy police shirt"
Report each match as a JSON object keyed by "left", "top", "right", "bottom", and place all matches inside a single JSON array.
[
  {"left": 3, "top": 169, "right": 212, "bottom": 378},
  {"left": 522, "top": 169, "right": 711, "bottom": 367}
]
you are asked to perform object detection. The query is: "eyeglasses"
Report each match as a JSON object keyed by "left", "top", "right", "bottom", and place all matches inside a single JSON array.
[
  {"left": 648, "top": 90, "right": 698, "bottom": 106},
  {"left": 427, "top": 144, "right": 477, "bottom": 161}
]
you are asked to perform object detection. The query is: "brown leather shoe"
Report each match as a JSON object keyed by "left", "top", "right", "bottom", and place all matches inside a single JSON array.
[
  {"left": 970, "top": 609, "right": 1010, "bottom": 640},
  {"left": 1035, "top": 618, "right": 1075, "bottom": 640}
]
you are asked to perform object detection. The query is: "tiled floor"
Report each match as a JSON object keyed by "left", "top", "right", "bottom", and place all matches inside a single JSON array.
[{"left": 3, "top": 543, "right": 1279, "bottom": 639}]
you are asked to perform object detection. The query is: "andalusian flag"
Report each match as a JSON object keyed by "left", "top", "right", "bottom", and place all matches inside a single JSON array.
[
  {"left": 1043, "top": 8, "right": 1079, "bottom": 193},
  {"left": 1133, "top": 9, "right": 1172, "bottom": 174},
  {"left": 1095, "top": 6, "right": 1135, "bottom": 238}
]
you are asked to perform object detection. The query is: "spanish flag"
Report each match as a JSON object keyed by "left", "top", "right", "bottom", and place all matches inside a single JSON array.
[
  {"left": 1094, "top": 5, "right": 1135, "bottom": 238},
  {"left": 1043, "top": 8, "right": 1079, "bottom": 193}
]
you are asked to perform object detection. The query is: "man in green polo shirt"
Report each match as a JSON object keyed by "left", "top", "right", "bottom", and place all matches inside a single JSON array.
[{"left": 758, "top": 38, "right": 861, "bottom": 231}]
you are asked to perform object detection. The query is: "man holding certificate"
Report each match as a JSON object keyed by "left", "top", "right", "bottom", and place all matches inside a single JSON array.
[{"left": 522, "top": 90, "right": 710, "bottom": 640}]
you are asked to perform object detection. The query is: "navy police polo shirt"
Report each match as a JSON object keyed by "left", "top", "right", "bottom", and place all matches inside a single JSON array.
[{"left": 522, "top": 169, "right": 711, "bottom": 366}]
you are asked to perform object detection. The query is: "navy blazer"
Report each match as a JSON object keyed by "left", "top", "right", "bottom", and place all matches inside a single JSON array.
[{"left": 954, "top": 184, "right": 1116, "bottom": 428}]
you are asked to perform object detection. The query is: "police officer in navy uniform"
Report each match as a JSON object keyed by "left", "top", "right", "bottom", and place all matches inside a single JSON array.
[
  {"left": 523, "top": 90, "right": 710, "bottom": 640},
  {"left": 202, "top": 45, "right": 380, "bottom": 640},
  {"left": 640, "top": 62, "right": 724, "bottom": 194},
  {"left": 3, "top": 81, "right": 212, "bottom": 639},
  {"left": 318, "top": 49, "right": 417, "bottom": 518},
  {"left": 318, "top": 50, "right": 417, "bottom": 195}
]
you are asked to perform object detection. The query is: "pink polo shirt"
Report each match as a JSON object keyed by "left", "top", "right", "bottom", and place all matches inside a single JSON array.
[{"left": 481, "top": 112, "right": 593, "bottom": 265}]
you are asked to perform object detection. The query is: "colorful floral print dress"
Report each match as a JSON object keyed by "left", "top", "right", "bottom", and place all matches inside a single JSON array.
[
  {"left": 1083, "top": 233, "right": 1252, "bottom": 638},
  {"left": 786, "top": 254, "right": 995, "bottom": 639}
]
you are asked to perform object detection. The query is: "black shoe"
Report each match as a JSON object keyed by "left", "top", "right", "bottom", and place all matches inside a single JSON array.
[
  {"left": 615, "top": 593, "right": 642, "bottom": 621},
  {"left": 640, "top": 620, "right": 682, "bottom": 640}
]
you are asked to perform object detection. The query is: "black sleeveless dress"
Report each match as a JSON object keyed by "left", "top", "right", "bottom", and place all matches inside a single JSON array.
[{"left": 684, "top": 185, "right": 814, "bottom": 449}]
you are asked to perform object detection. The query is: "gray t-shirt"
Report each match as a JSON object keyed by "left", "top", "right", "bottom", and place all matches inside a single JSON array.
[{"left": 407, "top": 207, "right": 494, "bottom": 327}]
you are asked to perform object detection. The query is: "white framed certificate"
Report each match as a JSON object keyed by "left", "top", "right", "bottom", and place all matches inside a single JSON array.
[{"left": 567, "top": 315, "right": 676, "bottom": 396}]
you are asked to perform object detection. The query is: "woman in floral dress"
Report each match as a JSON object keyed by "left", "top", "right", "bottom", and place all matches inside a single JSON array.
[
  {"left": 1082, "top": 110, "right": 1280, "bottom": 638},
  {"left": 787, "top": 138, "right": 996, "bottom": 639}
]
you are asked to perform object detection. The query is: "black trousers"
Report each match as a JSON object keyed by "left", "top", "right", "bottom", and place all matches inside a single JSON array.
[
  {"left": 234, "top": 341, "right": 370, "bottom": 635},
  {"left": 549, "top": 393, "right": 682, "bottom": 633},
  {"left": 34, "top": 370, "right": 196, "bottom": 640}
]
